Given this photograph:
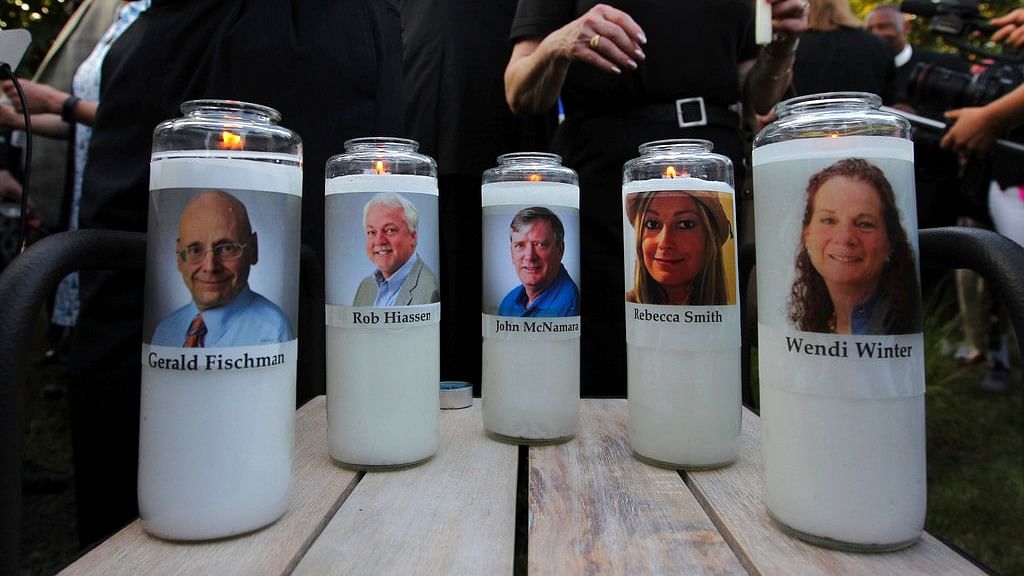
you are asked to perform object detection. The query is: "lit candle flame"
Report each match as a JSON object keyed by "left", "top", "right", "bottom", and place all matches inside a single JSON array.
[
  {"left": 374, "top": 160, "right": 388, "bottom": 175},
  {"left": 221, "top": 130, "right": 243, "bottom": 150},
  {"left": 529, "top": 174, "right": 542, "bottom": 182},
  {"left": 664, "top": 166, "right": 678, "bottom": 178}
]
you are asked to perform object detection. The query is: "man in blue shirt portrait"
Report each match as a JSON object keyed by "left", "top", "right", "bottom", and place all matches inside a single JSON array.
[
  {"left": 151, "top": 190, "right": 293, "bottom": 347},
  {"left": 498, "top": 206, "right": 579, "bottom": 317},
  {"left": 353, "top": 192, "right": 440, "bottom": 307}
]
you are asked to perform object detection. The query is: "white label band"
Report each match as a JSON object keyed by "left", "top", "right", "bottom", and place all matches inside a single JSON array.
[
  {"left": 326, "top": 303, "right": 441, "bottom": 328},
  {"left": 142, "top": 340, "right": 297, "bottom": 372},
  {"left": 482, "top": 314, "right": 581, "bottom": 341}
]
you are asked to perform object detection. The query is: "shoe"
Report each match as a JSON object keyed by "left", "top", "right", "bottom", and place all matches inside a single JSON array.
[{"left": 980, "top": 365, "right": 1011, "bottom": 392}]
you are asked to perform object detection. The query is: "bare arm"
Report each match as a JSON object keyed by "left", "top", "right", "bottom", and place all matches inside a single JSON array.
[
  {"left": 504, "top": 3, "right": 646, "bottom": 116},
  {"left": 941, "top": 83, "right": 1024, "bottom": 155},
  {"left": 2, "top": 79, "right": 98, "bottom": 126},
  {"left": 0, "top": 105, "right": 74, "bottom": 139},
  {"left": 741, "top": 0, "right": 809, "bottom": 116}
]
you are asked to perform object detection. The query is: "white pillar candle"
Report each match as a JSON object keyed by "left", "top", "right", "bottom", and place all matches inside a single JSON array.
[
  {"left": 622, "top": 177, "right": 740, "bottom": 468},
  {"left": 140, "top": 152, "right": 301, "bottom": 539},
  {"left": 481, "top": 180, "right": 580, "bottom": 443},
  {"left": 325, "top": 173, "right": 440, "bottom": 468},
  {"left": 753, "top": 135, "right": 926, "bottom": 549}
]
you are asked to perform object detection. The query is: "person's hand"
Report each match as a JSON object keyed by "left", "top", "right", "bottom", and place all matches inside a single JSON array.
[
  {"left": 549, "top": 3, "right": 647, "bottom": 75},
  {"left": 941, "top": 106, "right": 1001, "bottom": 156},
  {"left": 0, "top": 169, "right": 23, "bottom": 202},
  {"left": 770, "top": 0, "right": 810, "bottom": 37},
  {"left": 991, "top": 8, "right": 1024, "bottom": 48},
  {"left": 0, "top": 103, "right": 25, "bottom": 130},
  {"left": 1, "top": 79, "right": 67, "bottom": 115}
]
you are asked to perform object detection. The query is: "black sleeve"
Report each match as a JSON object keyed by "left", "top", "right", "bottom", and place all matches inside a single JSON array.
[{"left": 509, "top": 0, "right": 574, "bottom": 42}]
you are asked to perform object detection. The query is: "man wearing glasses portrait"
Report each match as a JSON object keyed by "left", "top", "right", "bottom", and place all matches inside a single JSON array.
[{"left": 151, "top": 189, "right": 293, "bottom": 347}]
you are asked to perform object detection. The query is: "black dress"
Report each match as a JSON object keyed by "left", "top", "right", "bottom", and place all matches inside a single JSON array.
[
  {"left": 70, "top": 0, "right": 403, "bottom": 546},
  {"left": 792, "top": 27, "right": 894, "bottom": 99},
  {"left": 511, "top": 0, "right": 757, "bottom": 396},
  {"left": 402, "top": 0, "right": 555, "bottom": 392}
]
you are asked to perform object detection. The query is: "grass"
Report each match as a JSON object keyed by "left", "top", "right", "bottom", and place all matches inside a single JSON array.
[{"left": 920, "top": 284, "right": 1023, "bottom": 574}]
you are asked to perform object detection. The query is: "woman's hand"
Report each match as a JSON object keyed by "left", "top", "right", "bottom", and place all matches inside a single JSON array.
[
  {"left": 770, "top": 0, "right": 810, "bottom": 37},
  {"left": 941, "top": 106, "right": 1001, "bottom": 156},
  {"left": 991, "top": 8, "right": 1024, "bottom": 48},
  {"left": 0, "top": 103, "right": 25, "bottom": 130},
  {"left": 547, "top": 3, "right": 647, "bottom": 75},
  {"left": 505, "top": 3, "right": 645, "bottom": 115}
]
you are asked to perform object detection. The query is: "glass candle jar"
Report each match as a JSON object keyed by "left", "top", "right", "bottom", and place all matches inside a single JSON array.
[
  {"left": 324, "top": 137, "right": 440, "bottom": 468},
  {"left": 622, "top": 139, "right": 741, "bottom": 469},
  {"left": 752, "top": 93, "right": 925, "bottom": 551},
  {"left": 481, "top": 153, "right": 580, "bottom": 443},
  {"left": 141, "top": 100, "right": 302, "bottom": 539}
]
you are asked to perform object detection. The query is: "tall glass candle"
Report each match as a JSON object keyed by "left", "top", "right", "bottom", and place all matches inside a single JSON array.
[
  {"left": 622, "top": 140, "right": 741, "bottom": 469},
  {"left": 481, "top": 153, "right": 580, "bottom": 443},
  {"left": 753, "top": 93, "right": 925, "bottom": 551},
  {"left": 141, "top": 100, "right": 302, "bottom": 540},
  {"left": 325, "top": 138, "right": 440, "bottom": 468}
]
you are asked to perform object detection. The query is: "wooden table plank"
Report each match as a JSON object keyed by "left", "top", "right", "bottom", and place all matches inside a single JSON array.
[
  {"left": 686, "top": 408, "right": 986, "bottom": 575},
  {"left": 527, "top": 399, "right": 746, "bottom": 575},
  {"left": 292, "top": 402, "right": 518, "bottom": 575},
  {"left": 60, "top": 396, "right": 359, "bottom": 576}
]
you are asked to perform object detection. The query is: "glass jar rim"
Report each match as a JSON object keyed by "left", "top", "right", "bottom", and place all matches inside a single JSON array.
[
  {"left": 180, "top": 99, "right": 282, "bottom": 123},
  {"left": 496, "top": 152, "right": 563, "bottom": 165},
  {"left": 343, "top": 136, "right": 420, "bottom": 151},
  {"left": 638, "top": 139, "right": 713, "bottom": 155},
  {"left": 774, "top": 92, "right": 882, "bottom": 117}
]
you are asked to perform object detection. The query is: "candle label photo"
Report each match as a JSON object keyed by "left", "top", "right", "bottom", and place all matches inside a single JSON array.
[
  {"left": 324, "top": 177, "right": 440, "bottom": 324},
  {"left": 143, "top": 155, "right": 301, "bottom": 360},
  {"left": 752, "top": 136, "right": 925, "bottom": 400},
  {"left": 621, "top": 181, "right": 740, "bottom": 352},
  {"left": 481, "top": 202, "right": 581, "bottom": 340}
]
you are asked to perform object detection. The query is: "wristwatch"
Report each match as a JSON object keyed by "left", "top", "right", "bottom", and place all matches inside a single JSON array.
[{"left": 61, "top": 95, "right": 81, "bottom": 123}]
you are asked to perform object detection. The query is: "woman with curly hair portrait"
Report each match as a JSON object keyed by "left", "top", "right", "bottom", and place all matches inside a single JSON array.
[
  {"left": 626, "top": 190, "right": 732, "bottom": 306},
  {"left": 789, "top": 158, "right": 921, "bottom": 335}
]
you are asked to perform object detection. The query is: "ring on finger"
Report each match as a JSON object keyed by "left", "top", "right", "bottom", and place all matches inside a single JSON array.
[{"left": 589, "top": 34, "right": 602, "bottom": 49}]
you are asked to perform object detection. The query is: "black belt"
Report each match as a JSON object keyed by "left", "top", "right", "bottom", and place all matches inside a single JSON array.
[{"left": 577, "top": 96, "right": 741, "bottom": 130}]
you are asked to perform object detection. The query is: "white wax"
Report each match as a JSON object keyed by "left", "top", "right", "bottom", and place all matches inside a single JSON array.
[
  {"left": 150, "top": 153, "right": 302, "bottom": 195},
  {"left": 482, "top": 337, "right": 579, "bottom": 442},
  {"left": 326, "top": 324, "right": 440, "bottom": 467},
  {"left": 138, "top": 361, "right": 295, "bottom": 540},
  {"left": 326, "top": 173, "right": 438, "bottom": 196},
  {"left": 761, "top": 383, "right": 926, "bottom": 547},
  {"left": 481, "top": 181, "right": 579, "bottom": 208},
  {"left": 628, "top": 345, "right": 740, "bottom": 467}
]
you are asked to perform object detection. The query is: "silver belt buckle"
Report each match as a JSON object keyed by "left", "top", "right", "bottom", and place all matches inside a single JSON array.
[{"left": 675, "top": 97, "right": 707, "bottom": 128}]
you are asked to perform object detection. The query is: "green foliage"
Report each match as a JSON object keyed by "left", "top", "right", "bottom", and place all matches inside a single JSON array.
[
  {"left": 0, "top": 0, "right": 80, "bottom": 76},
  {"left": 851, "top": 0, "right": 1024, "bottom": 56}
]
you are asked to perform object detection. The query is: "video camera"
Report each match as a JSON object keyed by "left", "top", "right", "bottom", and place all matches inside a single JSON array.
[{"left": 900, "top": 0, "right": 1022, "bottom": 109}]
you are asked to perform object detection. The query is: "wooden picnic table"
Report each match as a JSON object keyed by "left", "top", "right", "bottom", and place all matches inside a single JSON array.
[{"left": 59, "top": 398, "right": 982, "bottom": 575}]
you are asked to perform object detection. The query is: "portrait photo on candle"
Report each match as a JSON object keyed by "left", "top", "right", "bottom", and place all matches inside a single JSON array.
[
  {"left": 624, "top": 189, "right": 737, "bottom": 307},
  {"left": 482, "top": 204, "right": 580, "bottom": 318},
  {"left": 786, "top": 158, "right": 921, "bottom": 336},
  {"left": 143, "top": 188, "right": 300, "bottom": 347},
  {"left": 325, "top": 190, "right": 440, "bottom": 308}
]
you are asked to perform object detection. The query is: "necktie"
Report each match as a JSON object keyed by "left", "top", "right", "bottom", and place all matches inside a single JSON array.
[{"left": 184, "top": 314, "right": 207, "bottom": 348}]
